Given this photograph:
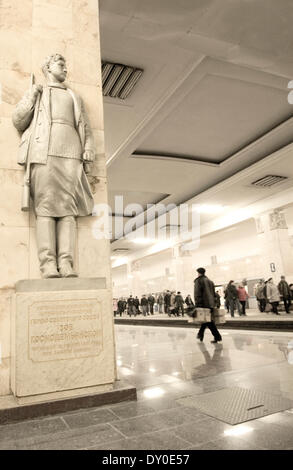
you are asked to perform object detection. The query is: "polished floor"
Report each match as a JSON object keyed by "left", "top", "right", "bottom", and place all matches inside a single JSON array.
[{"left": 1, "top": 325, "right": 293, "bottom": 450}]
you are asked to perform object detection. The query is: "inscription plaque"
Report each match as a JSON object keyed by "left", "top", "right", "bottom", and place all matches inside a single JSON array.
[{"left": 29, "top": 299, "right": 103, "bottom": 362}]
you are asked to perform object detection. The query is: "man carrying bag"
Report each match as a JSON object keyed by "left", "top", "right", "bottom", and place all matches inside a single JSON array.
[{"left": 194, "top": 267, "right": 222, "bottom": 344}]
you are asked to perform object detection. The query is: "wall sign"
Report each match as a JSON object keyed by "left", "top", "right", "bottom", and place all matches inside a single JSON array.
[{"left": 270, "top": 263, "right": 276, "bottom": 272}]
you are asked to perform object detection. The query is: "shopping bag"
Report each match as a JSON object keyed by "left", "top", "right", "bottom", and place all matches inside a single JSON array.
[
  {"left": 187, "top": 308, "right": 211, "bottom": 323},
  {"left": 212, "top": 308, "right": 226, "bottom": 324}
]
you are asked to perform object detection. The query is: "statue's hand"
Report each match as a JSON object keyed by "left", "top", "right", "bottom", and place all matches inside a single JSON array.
[{"left": 83, "top": 150, "right": 94, "bottom": 162}]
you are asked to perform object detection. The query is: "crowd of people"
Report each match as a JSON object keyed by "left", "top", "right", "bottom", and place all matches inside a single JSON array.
[
  {"left": 113, "top": 275, "right": 293, "bottom": 318},
  {"left": 253, "top": 276, "right": 293, "bottom": 315},
  {"left": 113, "top": 292, "right": 196, "bottom": 317}
]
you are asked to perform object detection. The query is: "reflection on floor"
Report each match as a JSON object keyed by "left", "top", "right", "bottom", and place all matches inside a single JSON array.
[{"left": 1, "top": 326, "right": 293, "bottom": 450}]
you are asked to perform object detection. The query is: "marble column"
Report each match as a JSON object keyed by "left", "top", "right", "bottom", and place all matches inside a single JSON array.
[
  {"left": 255, "top": 209, "right": 293, "bottom": 281},
  {"left": 171, "top": 245, "right": 194, "bottom": 295},
  {"left": 127, "top": 260, "right": 142, "bottom": 297},
  {"left": 0, "top": 1, "right": 114, "bottom": 394}
]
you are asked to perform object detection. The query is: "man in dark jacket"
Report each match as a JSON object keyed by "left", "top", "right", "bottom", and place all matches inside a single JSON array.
[
  {"left": 225, "top": 280, "right": 241, "bottom": 317},
  {"left": 194, "top": 267, "right": 222, "bottom": 343},
  {"left": 127, "top": 295, "right": 136, "bottom": 316},
  {"left": 117, "top": 298, "right": 125, "bottom": 316},
  {"left": 278, "top": 276, "right": 291, "bottom": 313},
  {"left": 134, "top": 296, "right": 140, "bottom": 314},
  {"left": 140, "top": 295, "right": 149, "bottom": 316},
  {"left": 175, "top": 292, "right": 185, "bottom": 316},
  {"left": 148, "top": 294, "right": 155, "bottom": 314},
  {"left": 164, "top": 291, "right": 171, "bottom": 314}
]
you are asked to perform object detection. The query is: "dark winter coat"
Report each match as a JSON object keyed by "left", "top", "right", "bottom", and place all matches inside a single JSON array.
[{"left": 194, "top": 275, "right": 216, "bottom": 309}]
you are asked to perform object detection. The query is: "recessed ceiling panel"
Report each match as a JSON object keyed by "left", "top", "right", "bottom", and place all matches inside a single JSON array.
[
  {"left": 108, "top": 190, "right": 169, "bottom": 216},
  {"left": 137, "top": 74, "right": 292, "bottom": 163}
]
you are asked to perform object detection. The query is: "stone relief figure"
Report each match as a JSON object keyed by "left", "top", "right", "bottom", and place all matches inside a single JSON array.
[
  {"left": 269, "top": 210, "right": 287, "bottom": 231},
  {"left": 12, "top": 54, "right": 95, "bottom": 279}
]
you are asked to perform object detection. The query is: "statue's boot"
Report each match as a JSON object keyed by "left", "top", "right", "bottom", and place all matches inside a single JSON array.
[
  {"left": 36, "top": 216, "right": 60, "bottom": 278},
  {"left": 57, "top": 216, "right": 78, "bottom": 278}
]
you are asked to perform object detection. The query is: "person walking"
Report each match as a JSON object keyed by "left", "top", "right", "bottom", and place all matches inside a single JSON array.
[
  {"left": 134, "top": 296, "right": 140, "bottom": 315},
  {"left": 215, "top": 291, "right": 221, "bottom": 309},
  {"left": 127, "top": 295, "right": 136, "bottom": 316},
  {"left": 225, "top": 281, "right": 241, "bottom": 317},
  {"left": 255, "top": 280, "right": 266, "bottom": 312},
  {"left": 185, "top": 294, "right": 195, "bottom": 315},
  {"left": 169, "top": 291, "right": 177, "bottom": 316},
  {"left": 237, "top": 284, "right": 249, "bottom": 316},
  {"left": 164, "top": 290, "right": 171, "bottom": 314},
  {"left": 194, "top": 267, "right": 222, "bottom": 343},
  {"left": 148, "top": 294, "right": 155, "bottom": 315},
  {"left": 175, "top": 292, "right": 185, "bottom": 316},
  {"left": 158, "top": 293, "right": 164, "bottom": 313},
  {"left": 266, "top": 278, "right": 280, "bottom": 315},
  {"left": 278, "top": 276, "right": 291, "bottom": 314},
  {"left": 117, "top": 298, "right": 125, "bottom": 317},
  {"left": 140, "top": 295, "right": 149, "bottom": 316}
]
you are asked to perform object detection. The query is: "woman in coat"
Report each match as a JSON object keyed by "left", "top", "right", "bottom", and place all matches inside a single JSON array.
[
  {"left": 237, "top": 284, "right": 249, "bottom": 316},
  {"left": 266, "top": 278, "right": 280, "bottom": 315}
]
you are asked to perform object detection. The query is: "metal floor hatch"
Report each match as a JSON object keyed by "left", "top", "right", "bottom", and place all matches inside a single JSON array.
[{"left": 177, "top": 387, "right": 293, "bottom": 425}]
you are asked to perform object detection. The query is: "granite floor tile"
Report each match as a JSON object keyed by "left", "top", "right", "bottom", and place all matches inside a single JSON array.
[
  {"left": 87, "top": 430, "right": 191, "bottom": 450},
  {"left": 8, "top": 423, "right": 125, "bottom": 450},
  {"left": 238, "top": 420, "right": 293, "bottom": 450},
  {"left": 0, "top": 417, "right": 67, "bottom": 443},
  {"left": 0, "top": 423, "right": 124, "bottom": 450},
  {"left": 109, "top": 402, "right": 157, "bottom": 419},
  {"left": 191, "top": 437, "right": 264, "bottom": 450},
  {"left": 172, "top": 417, "right": 232, "bottom": 446},
  {"left": 62, "top": 408, "right": 119, "bottom": 429},
  {"left": 109, "top": 414, "right": 167, "bottom": 438},
  {"left": 153, "top": 407, "right": 209, "bottom": 427}
]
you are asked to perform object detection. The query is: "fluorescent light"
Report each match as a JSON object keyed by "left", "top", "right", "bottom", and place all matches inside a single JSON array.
[
  {"left": 111, "top": 256, "right": 128, "bottom": 268},
  {"left": 224, "top": 425, "right": 254, "bottom": 437},
  {"left": 143, "top": 387, "right": 165, "bottom": 399},
  {"left": 131, "top": 238, "right": 155, "bottom": 245},
  {"left": 149, "top": 368, "right": 156, "bottom": 373},
  {"left": 117, "top": 359, "right": 122, "bottom": 367}
]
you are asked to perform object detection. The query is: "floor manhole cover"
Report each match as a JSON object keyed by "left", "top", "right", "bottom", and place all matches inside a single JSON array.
[{"left": 177, "top": 387, "right": 293, "bottom": 425}]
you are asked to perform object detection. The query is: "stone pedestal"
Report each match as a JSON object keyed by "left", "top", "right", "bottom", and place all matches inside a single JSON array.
[{"left": 11, "top": 278, "right": 115, "bottom": 398}]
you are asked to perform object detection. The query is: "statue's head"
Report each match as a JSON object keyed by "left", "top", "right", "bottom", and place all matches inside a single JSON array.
[{"left": 42, "top": 54, "right": 67, "bottom": 82}]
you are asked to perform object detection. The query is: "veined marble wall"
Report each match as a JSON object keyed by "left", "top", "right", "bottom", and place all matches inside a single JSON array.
[{"left": 0, "top": 0, "right": 111, "bottom": 361}]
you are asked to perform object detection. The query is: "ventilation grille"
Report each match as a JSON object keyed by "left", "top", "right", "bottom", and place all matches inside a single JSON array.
[
  {"left": 102, "top": 61, "right": 143, "bottom": 100},
  {"left": 251, "top": 175, "right": 288, "bottom": 187}
]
